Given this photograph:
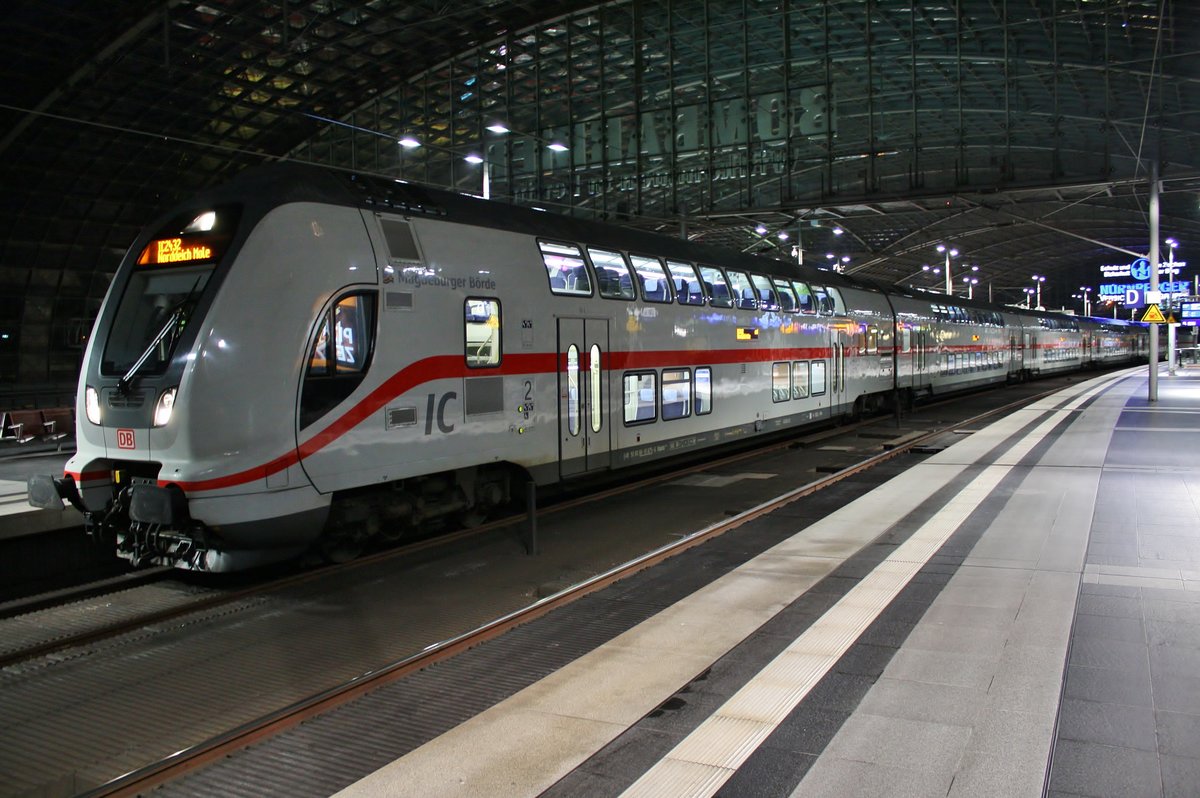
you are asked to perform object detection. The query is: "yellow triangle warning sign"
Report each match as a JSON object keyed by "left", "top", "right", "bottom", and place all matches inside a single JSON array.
[
  {"left": 1141, "top": 304, "right": 1166, "bottom": 323},
  {"left": 1167, "top": 313, "right": 1178, "bottom": 324}
]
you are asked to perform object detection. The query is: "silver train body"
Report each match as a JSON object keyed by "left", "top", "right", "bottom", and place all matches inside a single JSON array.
[{"left": 28, "top": 166, "right": 1149, "bottom": 571}]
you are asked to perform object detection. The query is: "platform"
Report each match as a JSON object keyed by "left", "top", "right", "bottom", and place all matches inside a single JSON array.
[
  {"left": 0, "top": 449, "right": 77, "bottom": 538},
  {"left": 310, "top": 363, "right": 1200, "bottom": 798}
]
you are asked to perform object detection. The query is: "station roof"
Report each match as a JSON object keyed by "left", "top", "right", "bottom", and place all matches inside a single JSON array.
[{"left": 1, "top": 0, "right": 1198, "bottom": 385}]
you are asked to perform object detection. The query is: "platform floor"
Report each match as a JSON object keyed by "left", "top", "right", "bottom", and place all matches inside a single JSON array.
[{"left": 326, "top": 364, "right": 1200, "bottom": 798}]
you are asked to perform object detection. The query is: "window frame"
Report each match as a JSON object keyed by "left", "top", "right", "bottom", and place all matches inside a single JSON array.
[
  {"left": 695, "top": 366, "right": 713, "bottom": 415},
  {"left": 697, "top": 265, "right": 733, "bottom": 308},
  {"left": 725, "top": 269, "right": 758, "bottom": 310},
  {"left": 661, "top": 368, "right": 693, "bottom": 420},
  {"left": 771, "top": 361, "right": 791, "bottom": 402},
  {"left": 792, "top": 360, "right": 810, "bottom": 399},
  {"left": 464, "top": 296, "right": 503, "bottom": 369},
  {"left": 538, "top": 239, "right": 594, "bottom": 297},
  {"left": 628, "top": 253, "right": 673, "bottom": 304},
  {"left": 665, "top": 260, "right": 707, "bottom": 306},
  {"left": 586, "top": 246, "right": 637, "bottom": 301},
  {"left": 622, "top": 371, "right": 658, "bottom": 425}
]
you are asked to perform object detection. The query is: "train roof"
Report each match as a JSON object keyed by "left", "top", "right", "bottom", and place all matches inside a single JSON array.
[{"left": 192, "top": 163, "right": 1144, "bottom": 331}]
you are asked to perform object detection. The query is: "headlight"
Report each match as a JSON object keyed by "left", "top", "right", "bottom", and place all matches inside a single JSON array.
[
  {"left": 154, "top": 387, "right": 178, "bottom": 427},
  {"left": 85, "top": 386, "right": 101, "bottom": 425}
]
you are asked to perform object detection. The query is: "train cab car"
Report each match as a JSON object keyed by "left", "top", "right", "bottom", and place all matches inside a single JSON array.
[{"left": 27, "top": 163, "right": 1150, "bottom": 573}]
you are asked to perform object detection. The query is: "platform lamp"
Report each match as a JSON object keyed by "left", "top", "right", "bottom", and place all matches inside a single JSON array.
[
  {"left": 1032, "top": 274, "right": 1046, "bottom": 310},
  {"left": 936, "top": 244, "right": 959, "bottom": 295},
  {"left": 1023, "top": 287, "right": 1036, "bottom": 309},
  {"left": 962, "top": 275, "right": 979, "bottom": 299},
  {"left": 921, "top": 263, "right": 943, "bottom": 288},
  {"left": 1078, "top": 286, "right": 1092, "bottom": 316}
]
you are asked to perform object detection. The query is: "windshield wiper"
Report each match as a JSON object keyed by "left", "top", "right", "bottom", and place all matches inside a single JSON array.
[{"left": 119, "top": 307, "right": 184, "bottom": 394}]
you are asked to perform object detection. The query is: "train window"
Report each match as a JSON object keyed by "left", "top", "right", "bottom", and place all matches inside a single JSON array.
[
  {"left": 825, "top": 287, "right": 846, "bottom": 315},
  {"left": 666, "top": 261, "right": 706, "bottom": 305},
  {"left": 698, "top": 266, "right": 733, "bottom": 308},
  {"left": 307, "top": 294, "right": 376, "bottom": 376},
  {"left": 301, "top": 292, "right": 377, "bottom": 429},
  {"left": 811, "top": 286, "right": 834, "bottom": 316},
  {"left": 566, "top": 345, "right": 581, "bottom": 436},
  {"left": 811, "top": 360, "right": 827, "bottom": 396},
  {"left": 792, "top": 361, "right": 810, "bottom": 398},
  {"left": 629, "top": 254, "right": 673, "bottom": 303},
  {"left": 751, "top": 275, "right": 780, "bottom": 311},
  {"left": 623, "top": 372, "right": 657, "bottom": 424},
  {"left": 725, "top": 270, "right": 758, "bottom": 310},
  {"left": 538, "top": 241, "right": 593, "bottom": 296},
  {"left": 661, "top": 369, "right": 692, "bottom": 420},
  {"left": 695, "top": 367, "right": 713, "bottom": 414},
  {"left": 867, "top": 327, "right": 879, "bottom": 354},
  {"left": 465, "top": 298, "right": 501, "bottom": 367},
  {"left": 901, "top": 327, "right": 912, "bottom": 353},
  {"left": 772, "top": 362, "right": 790, "bottom": 402},
  {"left": 792, "top": 282, "right": 817, "bottom": 314},
  {"left": 589, "top": 344, "right": 602, "bottom": 433},
  {"left": 773, "top": 279, "right": 798, "bottom": 312},
  {"left": 588, "top": 248, "right": 636, "bottom": 300}
]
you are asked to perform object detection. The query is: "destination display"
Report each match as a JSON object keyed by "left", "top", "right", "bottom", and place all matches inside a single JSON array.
[{"left": 137, "top": 236, "right": 219, "bottom": 266}]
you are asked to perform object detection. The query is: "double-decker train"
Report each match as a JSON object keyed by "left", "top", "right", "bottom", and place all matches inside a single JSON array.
[{"left": 28, "top": 164, "right": 1148, "bottom": 571}]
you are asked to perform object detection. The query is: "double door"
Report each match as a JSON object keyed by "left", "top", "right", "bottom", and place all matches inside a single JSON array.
[{"left": 557, "top": 318, "right": 611, "bottom": 478}]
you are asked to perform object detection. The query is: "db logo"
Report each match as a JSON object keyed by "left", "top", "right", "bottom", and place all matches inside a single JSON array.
[{"left": 117, "top": 429, "right": 136, "bottom": 449}]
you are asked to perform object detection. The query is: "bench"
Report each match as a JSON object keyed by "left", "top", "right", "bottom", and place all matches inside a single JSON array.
[
  {"left": 40, "top": 407, "right": 73, "bottom": 442},
  {"left": 4, "top": 409, "right": 46, "bottom": 443},
  {"left": 0, "top": 407, "right": 74, "bottom": 444}
]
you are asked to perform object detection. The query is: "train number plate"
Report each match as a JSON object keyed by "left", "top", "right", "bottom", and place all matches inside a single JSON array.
[{"left": 117, "top": 428, "right": 136, "bottom": 449}]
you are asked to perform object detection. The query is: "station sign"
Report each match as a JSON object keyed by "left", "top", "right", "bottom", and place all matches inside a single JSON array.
[{"left": 1097, "top": 257, "right": 1188, "bottom": 305}]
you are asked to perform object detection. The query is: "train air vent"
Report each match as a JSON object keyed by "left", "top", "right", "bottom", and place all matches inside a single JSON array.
[
  {"left": 386, "top": 406, "right": 418, "bottom": 429},
  {"left": 108, "top": 390, "right": 147, "bottom": 409},
  {"left": 385, "top": 291, "right": 414, "bottom": 311}
]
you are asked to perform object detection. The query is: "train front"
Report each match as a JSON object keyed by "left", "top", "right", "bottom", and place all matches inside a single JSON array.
[{"left": 27, "top": 174, "right": 347, "bottom": 572}]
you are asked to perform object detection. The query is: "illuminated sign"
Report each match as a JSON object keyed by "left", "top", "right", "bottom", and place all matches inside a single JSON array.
[
  {"left": 736, "top": 327, "right": 760, "bottom": 341},
  {"left": 137, "top": 236, "right": 217, "bottom": 266},
  {"left": 1097, "top": 257, "right": 1189, "bottom": 303},
  {"left": 1182, "top": 302, "right": 1200, "bottom": 320}
]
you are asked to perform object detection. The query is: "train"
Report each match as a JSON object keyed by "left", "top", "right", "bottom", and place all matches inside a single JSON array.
[{"left": 27, "top": 164, "right": 1149, "bottom": 571}]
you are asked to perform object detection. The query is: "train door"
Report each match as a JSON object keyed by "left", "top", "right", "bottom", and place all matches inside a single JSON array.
[
  {"left": 829, "top": 327, "right": 850, "bottom": 413},
  {"left": 557, "top": 318, "right": 611, "bottom": 478}
]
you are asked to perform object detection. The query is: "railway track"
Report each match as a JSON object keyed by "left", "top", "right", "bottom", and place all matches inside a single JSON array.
[{"left": 34, "top": 373, "right": 1090, "bottom": 798}]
